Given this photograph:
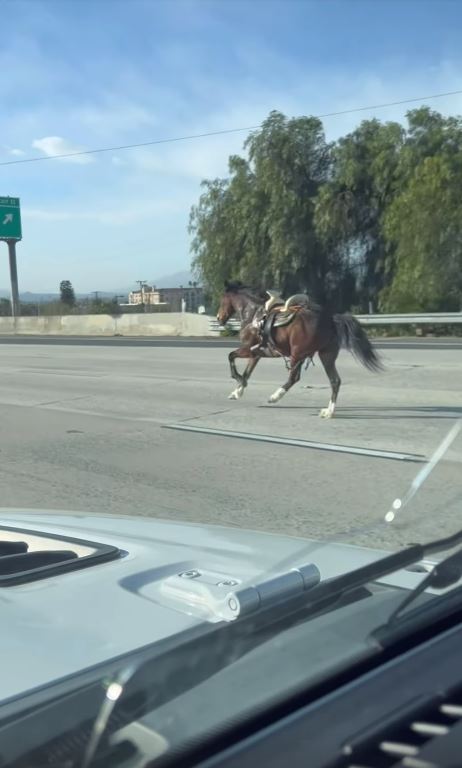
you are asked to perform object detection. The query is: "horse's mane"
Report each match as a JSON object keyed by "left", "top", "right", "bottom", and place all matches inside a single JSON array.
[{"left": 224, "top": 281, "right": 265, "bottom": 303}]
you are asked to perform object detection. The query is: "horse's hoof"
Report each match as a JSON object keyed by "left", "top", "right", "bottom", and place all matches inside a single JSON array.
[
  {"left": 228, "top": 386, "right": 244, "bottom": 400},
  {"left": 268, "top": 387, "right": 286, "bottom": 403},
  {"left": 319, "top": 403, "right": 335, "bottom": 419}
]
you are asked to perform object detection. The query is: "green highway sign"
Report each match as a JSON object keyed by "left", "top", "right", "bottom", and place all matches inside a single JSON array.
[{"left": 0, "top": 197, "right": 22, "bottom": 240}]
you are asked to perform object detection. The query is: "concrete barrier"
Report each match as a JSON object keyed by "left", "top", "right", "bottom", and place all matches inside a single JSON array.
[{"left": 0, "top": 313, "right": 214, "bottom": 337}]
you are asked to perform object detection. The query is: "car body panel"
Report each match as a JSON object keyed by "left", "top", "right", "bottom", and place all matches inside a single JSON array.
[{"left": 0, "top": 509, "right": 437, "bottom": 703}]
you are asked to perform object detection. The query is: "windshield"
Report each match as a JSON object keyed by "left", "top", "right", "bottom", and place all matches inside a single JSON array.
[{"left": 1, "top": 0, "right": 462, "bottom": 765}]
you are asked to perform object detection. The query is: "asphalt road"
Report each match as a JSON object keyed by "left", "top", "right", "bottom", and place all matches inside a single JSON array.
[{"left": 0, "top": 341, "right": 460, "bottom": 552}]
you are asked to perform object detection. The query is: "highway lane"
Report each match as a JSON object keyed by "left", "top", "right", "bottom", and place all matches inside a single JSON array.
[
  {"left": 0, "top": 342, "right": 460, "bottom": 553},
  {"left": 0, "top": 334, "right": 460, "bottom": 350}
]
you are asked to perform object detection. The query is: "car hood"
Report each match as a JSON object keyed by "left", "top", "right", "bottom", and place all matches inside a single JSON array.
[{"left": 0, "top": 509, "right": 435, "bottom": 703}]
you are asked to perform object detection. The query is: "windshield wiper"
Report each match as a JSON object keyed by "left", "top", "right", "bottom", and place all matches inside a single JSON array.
[
  {"left": 294, "top": 526, "right": 462, "bottom": 616},
  {"left": 383, "top": 547, "right": 462, "bottom": 627}
]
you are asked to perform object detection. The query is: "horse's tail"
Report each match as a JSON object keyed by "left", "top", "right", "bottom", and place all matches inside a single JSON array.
[{"left": 333, "top": 313, "right": 383, "bottom": 372}]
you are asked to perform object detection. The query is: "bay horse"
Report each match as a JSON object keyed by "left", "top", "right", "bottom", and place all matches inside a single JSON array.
[{"left": 216, "top": 281, "right": 383, "bottom": 418}]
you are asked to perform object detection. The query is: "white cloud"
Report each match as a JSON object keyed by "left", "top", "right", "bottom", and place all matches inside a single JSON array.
[
  {"left": 111, "top": 156, "right": 127, "bottom": 167},
  {"left": 32, "top": 136, "right": 95, "bottom": 164},
  {"left": 9, "top": 148, "right": 25, "bottom": 156}
]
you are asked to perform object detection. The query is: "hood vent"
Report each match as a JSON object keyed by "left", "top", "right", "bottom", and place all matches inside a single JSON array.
[
  {"left": 341, "top": 688, "right": 462, "bottom": 768},
  {"left": 0, "top": 525, "right": 120, "bottom": 585}
]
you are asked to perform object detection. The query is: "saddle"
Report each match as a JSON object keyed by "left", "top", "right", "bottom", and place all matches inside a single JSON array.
[{"left": 254, "top": 292, "right": 311, "bottom": 353}]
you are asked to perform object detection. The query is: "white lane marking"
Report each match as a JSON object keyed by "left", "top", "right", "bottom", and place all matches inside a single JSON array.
[{"left": 164, "top": 424, "right": 424, "bottom": 462}]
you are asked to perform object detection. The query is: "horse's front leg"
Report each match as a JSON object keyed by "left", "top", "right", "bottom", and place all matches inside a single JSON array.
[
  {"left": 268, "top": 357, "right": 304, "bottom": 403},
  {"left": 228, "top": 348, "right": 244, "bottom": 385},
  {"left": 228, "top": 349, "right": 260, "bottom": 400}
]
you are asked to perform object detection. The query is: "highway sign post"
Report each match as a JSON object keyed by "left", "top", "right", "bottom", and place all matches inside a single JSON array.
[{"left": 0, "top": 197, "right": 22, "bottom": 319}]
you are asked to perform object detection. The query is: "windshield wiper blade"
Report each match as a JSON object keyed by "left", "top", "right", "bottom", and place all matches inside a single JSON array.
[
  {"left": 295, "top": 526, "right": 462, "bottom": 615},
  {"left": 383, "top": 547, "right": 462, "bottom": 627}
]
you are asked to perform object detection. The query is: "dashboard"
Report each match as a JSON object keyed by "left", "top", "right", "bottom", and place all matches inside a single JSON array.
[{"left": 179, "top": 614, "right": 462, "bottom": 768}]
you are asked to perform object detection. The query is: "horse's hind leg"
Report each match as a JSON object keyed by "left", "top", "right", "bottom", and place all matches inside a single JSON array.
[
  {"left": 318, "top": 344, "right": 341, "bottom": 418},
  {"left": 268, "top": 357, "right": 304, "bottom": 403}
]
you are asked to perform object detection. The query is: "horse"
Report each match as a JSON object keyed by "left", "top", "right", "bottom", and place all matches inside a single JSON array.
[{"left": 216, "top": 281, "right": 383, "bottom": 418}]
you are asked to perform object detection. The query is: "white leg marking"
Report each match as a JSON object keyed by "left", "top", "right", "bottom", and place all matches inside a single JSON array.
[
  {"left": 268, "top": 386, "right": 286, "bottom": 404},
  {"left": 228, "top": 385, "right": 245, "bottom": 400},
  {"left": 319, "top": 400, "right": 336, "bottom": 419}
]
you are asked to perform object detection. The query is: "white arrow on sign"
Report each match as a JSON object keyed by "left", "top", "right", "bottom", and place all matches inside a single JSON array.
[{"left": 2, "top": 213, "right": 13, "bottom": 225}]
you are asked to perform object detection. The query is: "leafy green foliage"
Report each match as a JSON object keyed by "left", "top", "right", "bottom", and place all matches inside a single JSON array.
[
  {"left": 382, "top": 154, "right": 462, "bottom": 311},
  {"left": 315, "top": 119, "right": 405, "bottom": 310},
  {"left": 190, "top": 106, "right": 462, "bottom": 313},
  {"left": 59, "top": 280, "right": 76, "bottom": 308},
  {"left": 190, "top": 111, "right": 334, "bottom": 305},
  {"left": 87, "top": 297, "right": 122, "bottom": 316}
]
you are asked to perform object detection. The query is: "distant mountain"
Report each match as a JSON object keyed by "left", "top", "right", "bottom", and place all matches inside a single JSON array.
[
  {"left": 0, "top": 291, "right": 60, "bottom": 303},
  {"left": 150, "top": 270, "right": 194, "bottom": 288},
  {"left": 25, "top": 293, "right": 59, "bottom": 303}
]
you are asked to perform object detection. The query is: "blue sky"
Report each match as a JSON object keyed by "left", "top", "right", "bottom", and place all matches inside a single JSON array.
[{"left": 1, "top": 0, "right": 462, "bottom": 293}]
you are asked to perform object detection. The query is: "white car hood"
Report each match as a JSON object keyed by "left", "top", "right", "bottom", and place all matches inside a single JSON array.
[{"left": 0, "top": 509, "right": 435, "bottom": 703}]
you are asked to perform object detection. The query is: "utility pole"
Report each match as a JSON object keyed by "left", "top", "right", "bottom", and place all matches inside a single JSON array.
[{"left": 136, "top": 280, "right": 147, "bottom": 312}]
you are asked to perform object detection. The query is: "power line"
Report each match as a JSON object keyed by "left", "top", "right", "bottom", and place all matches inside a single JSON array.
[{"left": 1, "top": 88, "right": 462, "bottom": 168}]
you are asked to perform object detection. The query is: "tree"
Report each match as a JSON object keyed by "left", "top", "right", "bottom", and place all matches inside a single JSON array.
[
  {"left": 314, "top": 118, "right": 405, "bottom": 311},
  {"left": 381, "top": 154, "right": 462, "bottom": 311},
  {"left": 0, "top": 298, "right": 11, "bottom": 317},
  {"left": 190, "top": 111, "right": 332, "bottom": 304},
  {"left": 243, "top": 111, "right": 332, "bottom": 297},
  {"left": 379, "top": 108, "right": 462, "bottom": 311},
  {"left": 190, "top": 176, "right": 244, "bottom": 302},
  {"left": 189, "top": 105, "right": 462, "bottom": 314},
  {"left": 59, "top": 280, "right": 76, "bottom": 308},
  {"left": 399, "top": 107, "right": 462, "bottom": 181}
]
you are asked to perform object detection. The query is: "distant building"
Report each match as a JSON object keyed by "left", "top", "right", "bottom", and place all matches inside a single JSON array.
[
  {"left": 128, "top": 286, "right": 161, "bottom": 306},
  {"left": 128, "top": 285, "right": 204, "bottom": 312}
]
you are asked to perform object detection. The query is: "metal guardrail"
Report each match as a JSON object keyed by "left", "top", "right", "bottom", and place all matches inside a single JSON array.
[
  {"left": 356, "top": 312, "right": 462, "bottom": 325},
  {"left": 209, "top": 313, "right": 462, "bottom": 334},
  {"left": 209, "top": 319, "right": 241, "bottom": 332}
]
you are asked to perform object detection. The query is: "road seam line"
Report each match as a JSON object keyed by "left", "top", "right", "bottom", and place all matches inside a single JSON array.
[{"left": 163, "top": 423, "right": 425, "bottom": 462}]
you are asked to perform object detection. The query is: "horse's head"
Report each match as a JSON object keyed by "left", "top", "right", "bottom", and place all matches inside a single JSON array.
[{"left": 216, "top": 280, "right": 243, "bottom": 324}]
